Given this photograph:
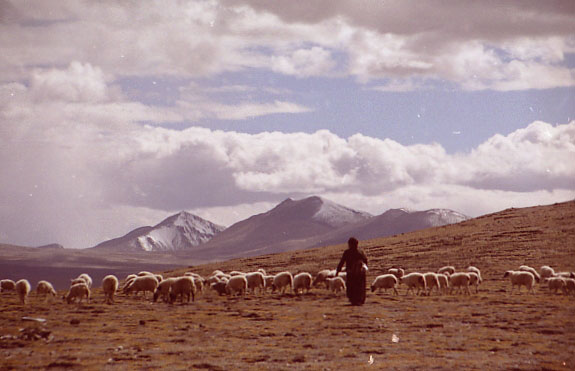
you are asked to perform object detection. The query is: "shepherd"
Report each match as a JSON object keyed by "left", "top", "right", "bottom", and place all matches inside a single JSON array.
[{"left": 335, "top": 237, "right": 368, "bottom": 306}]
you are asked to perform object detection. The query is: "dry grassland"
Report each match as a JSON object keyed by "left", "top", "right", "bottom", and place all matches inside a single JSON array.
[{"left": 1, "top": 201, "right": 574, "bottom": 370}]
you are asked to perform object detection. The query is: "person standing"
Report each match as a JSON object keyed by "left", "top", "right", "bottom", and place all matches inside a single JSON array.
[{"left": 335, "top": 237, "right": 368, "bottom": 306}]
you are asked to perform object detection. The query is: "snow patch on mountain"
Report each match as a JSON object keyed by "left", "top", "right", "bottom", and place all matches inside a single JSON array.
[
  {"left": 424, "top": 209, "right": 469, "bottom": 226},
  {"left": 312, "top": 197, "right": 372, "bottom": 228}
]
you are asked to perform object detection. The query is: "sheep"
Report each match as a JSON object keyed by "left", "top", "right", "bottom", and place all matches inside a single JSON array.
[
  {"left": 448, "top": 272, "right": 471, "bottom": 295},
  {"left": 170, "top": 277, "right": 196, "bottom": 304},
  {"left": 436, "top": 273, "right": 449, "bottom": 295},
  {"left": 15, "top": 279, "right": 31, "bottom": 305},
  {"left": 123, "top": 275, "right": 159, "bottom": 298},
  {"left": 154, "top": 277, "right": 177, "bottom": 302},
  {"left": 565, "top": 279, "right": 575, "bottom": 296},
  {"left": 370, "top": 274, "right": 398, "bottom": 295},
  {"left": 225, "top": 275, "right": 248, "bottom": 296},
  {"left": 423, "top": 272, "right": 441, "bottom": 296},
  {"left": 388, "top": 267, "right": 405, "bottom": 279},
  {"left": 437, "top": 266, "right": 456, "bottom": 275},
  {"left": 399, "top": 273, "right": 426, "bottom": 296},
  {"left": 466, "top": 266, "right": 482, "bottom": 283},
  {"left": 0, "top": 279, "right": 16, "bottom": 292},
  {"left": 77, "top": 273, "right": 93, "bottom": 288},
  {"left": 547, "top": 277, "right": 567, "bottom": 295},
  {"left": 36, "top": 280, "right": 57, "bottom": 301},
  {"left": 138, "top": 271, "right": 154, "bottom": 276},
  {"left": 271, "top": 272, "right": 293, "bottom": 295},
  {"left": 293, "top": 272, "right": 312, "bottom": 295},
  {"left": 211, "top": 270, "right": 224, "bottom": 276},
  {"left": 257, "top": 268, "right": 267, "bottom": 276},
  {"left": 245, "top": 272, "right": 266, "bottom": 295},
  {"left": 519, "top": 265, "right": 541, "bottom": 283},
  {"left": 65, "top": 282, "right": 90, "bottom": 304},
  {"left": 326, "top": 277, "right": 346, "bottom": 294},
  {"left": 503, "top": 270, "right": 535, "bottom": 294},
  {"left": 264, "top": 275, "right": 275, "bottom": 292},
  {"left": 468, "top": 272, "right": 481, "bottom": 294},
  {"left": 210, "top": 281, "right": 227, "bottom": 296},
  {"left": 102, "top": 275, "right": 119, "bottom": 304},
  {"left": 540, "top": 265, "right": 555, "bottom": 279},
  {"left": 312, "top": 269, "right": 333, "bottom": 289},
  {"left": 229, "top": 271, "right": 245, "bottom": 277},
  {"left": 205, "top": 275, "right": 222, "bottom": 286},
  {"left": 555, "top": 272, "right": 575, "bottom": 279},
  {"left": 192, "top": 277, "right": 204, "bottom": 295}
]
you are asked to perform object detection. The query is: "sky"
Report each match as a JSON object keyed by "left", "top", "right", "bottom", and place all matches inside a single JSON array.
[{"left": 0, "top": 0, "right": 574, "bottom": 249}]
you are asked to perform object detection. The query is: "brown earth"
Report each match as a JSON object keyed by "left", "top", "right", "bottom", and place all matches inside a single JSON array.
[{"left": 1, "top": 200, "right": 574, "bottom": 370}]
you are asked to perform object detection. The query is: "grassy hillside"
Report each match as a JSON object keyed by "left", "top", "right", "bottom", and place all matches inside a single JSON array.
[{"left": 1, "top": 201, "right": 574, "bottom": 370}]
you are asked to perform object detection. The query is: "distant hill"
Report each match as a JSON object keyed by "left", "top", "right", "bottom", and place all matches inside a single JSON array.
[
  {"left": 91, "top": 211, "right": 225, "bottom": 252},
  {"left": 35, "top": 243, "right": 64, "bottom": 249}
]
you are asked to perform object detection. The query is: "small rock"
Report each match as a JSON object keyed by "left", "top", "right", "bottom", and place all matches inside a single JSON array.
[
  {"left": 139, "top": 320, "right": 146, "bottom": 326},
  {"left": 70, "top": 319, "right": 80, "bottom": 325}
]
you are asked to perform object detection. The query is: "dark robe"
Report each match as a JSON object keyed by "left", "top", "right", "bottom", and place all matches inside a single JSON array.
[{"left": 336, "top": 247, "right": 368, "bottom": 305}]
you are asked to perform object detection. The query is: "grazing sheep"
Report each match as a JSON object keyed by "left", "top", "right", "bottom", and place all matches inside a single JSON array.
[
  {"left": 257, "top": 268, "right": 267, "bottom": 276},
  {"left": 370, "top": 274, "right": 398, "bottom": 295},
  {"left": 519, "top": 265, "right": 541, "bottom": 283},
  {"left": 272, "top": 272, "right": 293, "bottom": 295},
  {"left": 205, "top": 275, "right": 222, "bottom": 286},
  {"left": 448, "top": 272, "right": 471, "bottom": 295},
  {"left": 245, "top": 272, "right": 266, "bottom": 295},
  {"left": 503, "top": 270, "right": 535, "bottom": 294},
  {"left": 437, "top": 266, "right": 456, "bottom": 275},
  {"left": 102, "top": 275, "right": 119, "bottom": 304},
  {"left": 264, "top": 275, "right": 275, "bottom": 292},
  {"left": 226, "top": 275, "right": 248, "bottom": 296},
  {"left": 400, "top": 273, "right": 426, "bottom": 296},
  {"left": 326, "top": 277, "right": 346, "bottom": 294},
  {"left": 467, "top": 272, "right": 481, "bottom": 294},
  {"left": 423, "top": 272, "right": 441, "bottom": 296},
  {"left": 36, "top": 280, "right": 57, "bottom": 301},
  {"left": 565, "top": 279, "right": 575, "bottom": 296},
  {"left": 170, "top": 277, "right": 196, "bottom": 303},
  {"left": 154, "top": 277, "right": 177, "bottom": 302},
  {"left": 312, "top": 269, "right": 333, "bottom": 289},
  {"left": 65, "top": 283, "right": 90, "bottom": 304},
  {"left": 547, "top": 277, "right": 567, "bottom": 295},
  {"left": 388, "top": 267, "right": 405, "bottom": 279},
  {"left": 1, "top": 279, "right": 16, "bottom": 292},
  {"left": 293, "top": 272, "right": 312, "bottom": 295},
  {"left": 138, "top": 271, "right": 154, "bottom": 277},
  {"left": 436, "top": 274, "right": 449, "bottom": 295},
  {"left": 210, "top": 281, "right": 228, "bottom": 296},
  {"left": 77, "top": 273, "right": 93, "bottom": 288},
  {"left": 555, "top": 272, "right": 575, "bottom": 279},
  {"left": 540, "top": 266, "right": 555, "bottom": 279},
  {"left": 15, "top": 279, "right": 31, "bottom": 305},
  {"left": 123, "top": 275, "right": 159, "bottom": 298},
  {"left": 229, "top": 271, "right": 245, "bottom": 277},
  {"left": 192, "top": 277, "right": 204, "bottom": 295},
  {"left": 466, "top": 266, "right": 482, "bottom": 283}
]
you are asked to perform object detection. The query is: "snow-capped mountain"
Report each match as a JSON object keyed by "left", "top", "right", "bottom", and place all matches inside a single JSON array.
[{"left": 91, "top": 211, "right": 225, "bottom": 252}]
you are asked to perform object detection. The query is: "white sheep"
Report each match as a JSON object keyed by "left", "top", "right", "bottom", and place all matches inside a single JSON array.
[
  {"left": 102, "top": 275, "right": 119, "bottom": 304},
  {"left": 467, "top": 272, "right": 481, "bottom": 294},
  {"left": 519, "top": 265, "right": 541, "bottom": 283},
  {"left": 388, "top": 267, "right": 405, "bottom": 279},
  {"left": 264, "top": 275, "right": 275, "bottom": 292},
  {"left": 466, "top": 266, "right": 482, "bottom": 283},
  {"left": 293, "top": 272, "right": 312, "bottom": 295},
  {"left": 326, "top": 276, "right": 346, "bottom": 294},
  {"left": 423, "top": 272, "right": 441, "bottom": 296},
  {"left": 154, "top": 277, "right": 177, "bottom": 302},
  {"left": 65, "top": 282, "right": 91, "bottom": 304},
  {"left": 565, "top": 279, "right": 575, "bottom": 296},
  {"left": 137, "top": 271, "right": 154, "bottom": 276},
  {"left": 226, "top": 275, "right": 248, "bottom": 296},
  {"left": 540, "top": 265, "right": 555, "bottom": 279},
  {"left": 554, "top": 271, "right": 575, "bottom": 279},
  {"left": 1, "top": 279, "right": 16, "bottom": 292},
  {"left": 36, "top": 280, "right": 57, "bottom": 301},
  {"left": 448, "top": 272, "right": 471, "bottom": 295},
  {"left": 77, "top": 273, "right": 93, "bottom": 288},
  {"left": 229, "top": 271, "right": 246, "bottom": 276},
  {"left": 257, "top": 268, "right": 267, "bottom": 276},
  {"left": 210, "top": 281, "right": 227, "bottom": 296},
  {"left": 170, "top": 276, "right": 196, "bottom": 303},
  {"left": 211, "top": 270, "right": 224, "bottom": 276},
  {"left": 15, "top": 279, "right": 31, "bottom": 305},
  {"left": 123, "top": 275, "right": 159, "bottom": 298},
  {"left": 436, "top": 273, "right": 449, "bottom": 295},
  {"left": 271, "top": 272, "right": 293, "bottom": 295},
  {"left": 192, "top": 277, "right": 204, "bottom": 295},
  {"left": 547, "top": 277, "right": 567, "bottom": 294},
  {"left": 245, "top": 272, "right": 266, "bottom": 295},
  {"left": 370, "top": 274, "right": 398, "bottom": 295},
  {"left": 400, "top": 273, "right": 426, "bottom": 295},
  {"left": 503, "top": 270, "right": 535, "bottom": 294},
  {"left": 437, "top": 266, "right": 456, "bottom": 275},
  {"left": 312, "top": 269, "right": 333, "bottom": 289}
]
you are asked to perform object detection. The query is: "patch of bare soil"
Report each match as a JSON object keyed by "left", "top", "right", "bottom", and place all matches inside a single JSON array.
[{"left": 1, "top": 201, "right": 574, "bottom": 370}]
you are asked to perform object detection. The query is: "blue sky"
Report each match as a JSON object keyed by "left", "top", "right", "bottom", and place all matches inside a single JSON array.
[{"left": 0, "top": 0, "right": 574, "bottom": 249}]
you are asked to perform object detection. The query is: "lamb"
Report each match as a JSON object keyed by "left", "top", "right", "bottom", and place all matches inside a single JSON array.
[
  {"left": 540, "top": 266, "right": 555, "bottom": 279},
  {"left": 399, "top": 273, "right": 426, "bottom": 295},
  {"left": 565, "top": 279, "right": 575, "bottom": 296},
  {"left": 312, "top": 269, "right": 333, "bottom": 289},
  {"left": 467, "top": 272, "right": 481, "bottom": 294},
  {"left": 326, "top": 276, "right": 346, "bottom": 294},
  {"left": 15, "top": 279, "right": 31, "bottom": 305},
  {"left": 519, "top": 265, "right": 541, "bottom": 283},
  {"left": 170, "top": 276, "right": 196, "bottom": 303},
  {"left": 36, "top": 280, "right": 57, "bottom": 301},
  {"left": 226, "top": 275, "right": 248, "bottom": 296},
  {"left": 271, "top": 272, "right": 293, "bottom": 295},
  {"left": 388, "top": 267, "right": 405, "bottom": 279},
  {"left": 102, "top": 275, "right": 119, "bottom": 304},
  {"left": 293, "top": 272, "right": 312, "bottom": 295},
  {"left": 123, "top": 275, "right": 159, "bottom": 298},
  {"left": 448, "top": 272, "right": 471, "bottom": 295},
  {"left": 370, "top": 274, "right": 398, "bottom": 295},
  {"left": 65, "top": 282, "right": 90, "bottom": 304},
  {"left": 466, "top": 266, "right": 482, "bottom": 283},
  {"left": 547, "top": 277, "right": 567, "bottom": 295},
  {"left": 423, "top": 272, "right": 441, "bottom": 296},
  {"left": 245, "top": 272, "right": 266, "bottom": 295},
  {"left": 503, "top": 270, "right": 535, "bottom": 294},
  {"left": 1, "top": 279, "right": 16, "bottom": 292},
  {"left": 436, "top": 274, "right": 449, "bottom": 295},
  {"left": 437, "top": 266, "right": 456, "bottom": 275}
]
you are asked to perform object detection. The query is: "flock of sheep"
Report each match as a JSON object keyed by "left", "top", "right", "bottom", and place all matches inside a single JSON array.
[{"left": 1, "top": 264, "right": 574, "bottom": 306}]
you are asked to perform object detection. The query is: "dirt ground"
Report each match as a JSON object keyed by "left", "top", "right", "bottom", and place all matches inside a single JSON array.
[{"left": 1, "top": 201, "right": 574, "bottom": 370}]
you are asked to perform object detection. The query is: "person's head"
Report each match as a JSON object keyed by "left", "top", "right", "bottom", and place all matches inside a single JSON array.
[{"left": 347, "top": 237, "right": 359, "bottom": 250}]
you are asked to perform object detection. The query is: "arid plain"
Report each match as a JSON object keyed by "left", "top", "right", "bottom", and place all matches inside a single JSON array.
[{"left": 1, "top": 201, "right": 574, "bottom": 370}]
